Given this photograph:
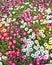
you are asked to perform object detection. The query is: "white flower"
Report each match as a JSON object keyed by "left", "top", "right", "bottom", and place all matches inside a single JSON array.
[
  {"left": 36, "top": 20, "right": 39, "bottom": 22},
  {"left": 29, "top": 32, "right": 35, "bottom": 39},
  {"left": 21, "top": 20, "right": 24, "bottom": 24},
  {"left": 32, "top": 32, "right": 35, "bottom": 36},
  {"left": 29, "top": 48, "right": 33, "bottom": 52},
  {"left": 26, "top": 52, "right": 29, "bottom": 56},
  {"left": 1, "top": 17, "right": 11, "bottom": 25},
  {"left": 29, "top": 35, "right": 32, "bottom": 38},
  {"left": 35, "top": 51, "right": 40, "bottom": 55},
  {"left": 10, "top": 13, "right": 12, "bottom": 16},
  {"left": 45, "top": 8, "right": 52, "bottom": 14},
  {"left": 20, "top": 6, "right": 24, "bottom": 9},
  {"left": 7, "top": 18, "right": 11, "bottom": 23},
  {"left": 45, "top": 55, "right": 49, "bottom": 59},
  {"left": 29, "top": 29, "right": 32, "bottom": 32},
  {"left": 2, "top": 18, "right": 5, "bottom": 21},
  {"left": 34, "top": 7, "right": 36, "bottom": 11},
  {"left": 33, "top": 16, "right": 36, "bottom": 20},
  {"left": 33, "top": 21, "right": 36, "bottom": 24},
  {"left": 46, "top": 15, "right": 51, "bottom": 20},
  {"left": 50, "top": 53, "right": 52, "bottom": 57},
  {"left": 40, "top": 19, "right": 43, "bottom": 22},
  {"left": 16, "top": 6, "right": 20, "bottom": 10},
  {"left": 2, "top": 55, "right": 7, "bottom": 60},
  {"left": 23, "top": 22, "right": 27, "bottom": 26},
  {"left": 29, "top": 4, "right": 33, "bottom": 8},
  {"left": 33, "top": 45, "right": 38, "bottom": 50},
  {"left": 12, "top": 11, "right": 15, "bottom": 14},
  {"left": 34, "top": 51, "right": 39, "bottom": 58},
  {"left": 0, "top": 57, "right": 2, "bottom": 60},
  {"left": 1, "top": 21, "right": 6, "bottom": 24},
  {"left": 44, "top": 50, "right": 49, "bottom": 54},
  {"left": 40, "top": 46, "right": 44, "bottom": 52},
  {"left": 24, "top": 2, "right": 29, "bottom": 4},
  {"left": 25, "top": 27, "right": 28, "bottom": 31},
  {"left": 31, "top": 54, "right": 35, "bottom": 58},
  {"left": 27, "top": 44, "right": 32, "bottom": 48},
  {"left": 20, "top": 25, "right": 25, "bottom": 28},
  {"left": 9, "top": 7, "right": 13, "bottom": 10},
  {"left": 27, "top": 31, "right": 30, "bottom": 34},
  {"left": 12, "top": 18, "right": 16, "bottom": 21},
  {"left": 22, "top": 48, "right": 27, "bottom": 52},
  {"left": 50, "top": 60, "right": 52, "bottom": 63},
  {"left": 46, "top": 20, "right": 52, "bottom": 23},
  {"left": 38, "top": 6, "right": 44, "bottom": 13},
  {"left": 0, "top": 62, "right": 2, "bottom": 65}
]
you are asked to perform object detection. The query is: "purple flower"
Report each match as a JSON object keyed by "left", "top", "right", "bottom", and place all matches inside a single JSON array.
[
  {"left": 1, "top": 6, "right": 5, "bottom": 10},
  {"left": 32, "top": 0, "right": 34, "bottom": 3}
]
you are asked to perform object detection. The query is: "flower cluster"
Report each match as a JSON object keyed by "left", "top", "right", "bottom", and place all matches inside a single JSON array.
[{"left": 0, "top": 0, "right": 52, "bottom": 65}]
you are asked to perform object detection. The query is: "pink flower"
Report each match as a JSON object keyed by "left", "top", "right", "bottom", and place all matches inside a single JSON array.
[
  {"left": 21, "top": 55, "right": 25, "bottom": 62},
  {"left": 22, "top": 31, "right": 26, "bottom": 36},
  {"left": 28, "top": 62, "right": 34, "bottom": 65},
  {"left": 8, "top": 2, "right": 12, "bottom": 6},
  {"left": 16, "top": 51, "right": 20, "bottom": 57},
  {"left": 12, "top": 63, "right": 16, "bottom": 65},
  {"left": 8, "top": 41, "right": 12, "bottom": 46},
  {"left": 15, "top": 22, "right": 19, "bottom": 25},
  {"left": 0, "top": 52, "right": 2, "bottom": 56},
  {"left": 5, "top": 36, "right": 10, "bottom": 40},
  {"left": 36, "top": 58, "right": 40, "bottom": 62},
  {"left": 19, "top": 37, "right": 24, "bottom": 42},
  {"left": 12, "top": 45, "right": 15, "bottom": 49},
  {"left": 12, "top": 40, "right": 16, "bottom": 44},
  {"left": 36, "top": 14, "right": 42, "bottom": 20},
  {"left": 42, "top": 55, "right": 47, "bottom": 60},
  {"left": 46, "top": 23, "right": 51, "bottom": 28},
  {"left": 9, "top": 36, "right": 12, "bottom": 40}
]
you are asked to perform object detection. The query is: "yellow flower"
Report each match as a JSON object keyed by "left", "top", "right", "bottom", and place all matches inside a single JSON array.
[
  {"left": 42, "top": 19, "right": 46, "bottom": 24},
  {"left": 44, "top": 42, "right": 52, "bottom": 50},
  {"left": 35, "top": 40, "right": 39, "bottom": 44},
  {"left": 44, "top": 42, "right": 49, "bottom": 50},
  {"left": 49, "top": 37, "right": 52, "bottom": 44},
  {"left": 0, "top": 23, "right": 2, "bottom": 27},
  {"left": 33, "top": 45, "right": 36, "bottom": 49},
  {"left": 50, "top": 45, "right": 52, "bottom": 49},
  {"left": 5, "top": 23, "right": 10, "bottom": 27},
  {"left": 41, "top": 34, "right": 45, "bottom": 38},
  {"left": 49, "top": 28, "right": 52, "bottom": 31},
  {"left": 44, "top": 42, "right": 48, "bottom": 46},
  {"left": 33, "top": 45, "right": 38, "bottom": 50},
  {"left": 47, "top": 45, "right": 51, "bottom": 50},
  {"left": 36, "top": 35, "right": 41, "bottom": 40},
  {"left": 49, "top": 40, "right": 52, "bottom": 45},
  {"left": 39, "top": 29, "right": 44, "bottom": 33}
]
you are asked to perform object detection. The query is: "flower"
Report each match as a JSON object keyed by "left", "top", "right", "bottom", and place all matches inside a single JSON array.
[
  {"left": 0, "top": 0, "right": 52, "bottom": 65},
  {"left": 0, "top": 23, "right": 2, "bottom": 28},
  {"left": 45, "top": 8, "right": 51, "bottom": 14},
  {"left": 50, "top": 53, "right": 52, "bottom": 58},
  {"left": 0, "top": 62, "right": 2, "bottom": 65},
  {"left": 28, "top": 62, "right": 34, "bottom": 65},
  {"left": 2, "top": 55, "right": 7, "bottom": 60},
  {"left": 0, "top": 57, "right": 2, "bottom": 60}
]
